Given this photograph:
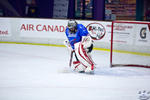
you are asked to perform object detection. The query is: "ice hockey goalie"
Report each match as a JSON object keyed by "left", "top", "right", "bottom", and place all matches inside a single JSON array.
[{"left": 64, "top": 19, "right": 95, "bottom": 73}]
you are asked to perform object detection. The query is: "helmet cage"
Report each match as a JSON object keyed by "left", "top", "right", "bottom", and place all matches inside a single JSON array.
[{"left": 68, "top": 20, "right": 77, "bottom": 31}]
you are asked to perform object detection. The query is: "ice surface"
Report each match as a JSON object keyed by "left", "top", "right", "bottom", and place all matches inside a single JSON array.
[{"left": 0, "top": 43, "right": 150, "bottom": 100}]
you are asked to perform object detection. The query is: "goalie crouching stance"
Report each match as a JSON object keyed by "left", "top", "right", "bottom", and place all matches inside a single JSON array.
[{"left": 64, "top": 20, "right": 95, "bottom": 73}]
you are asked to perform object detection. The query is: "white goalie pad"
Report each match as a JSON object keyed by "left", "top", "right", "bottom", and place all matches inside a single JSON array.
[
  {"left": 73, "top": 42, "right": 95, "bottom": 72},
  {"left": 72, "top": 61, "right": 86, "bottom": 72}
]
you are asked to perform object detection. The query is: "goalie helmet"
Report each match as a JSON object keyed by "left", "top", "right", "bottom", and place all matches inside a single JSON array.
[{"left": 67, "top": 19, "right": 77, "bottom": 32}]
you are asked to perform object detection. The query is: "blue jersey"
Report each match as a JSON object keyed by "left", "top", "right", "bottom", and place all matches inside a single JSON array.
[{"left": 65, "top": 24, "right": 89, "bottom": 49}]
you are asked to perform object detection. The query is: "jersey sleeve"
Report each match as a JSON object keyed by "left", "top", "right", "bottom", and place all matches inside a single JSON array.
[
  {"left": 78, "top": 24, "right": 89, "bottom": 36},
  {"left": 65, "top": 28, "right": 75, "bottom": 49},
  {"left": 65, "top": 28, "right": 69, "bottom": 36}
]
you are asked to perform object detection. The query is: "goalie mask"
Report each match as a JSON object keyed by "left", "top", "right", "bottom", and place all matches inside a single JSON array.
[{"left": 67, "top": 19, "right": 77, "bottom": 32}]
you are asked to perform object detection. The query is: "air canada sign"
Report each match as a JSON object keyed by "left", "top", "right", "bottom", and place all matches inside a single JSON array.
[
  {"left": 86, "top": 23, "right": 106, "bottom": 40},
  {"left": 19, "top": 20, "right": 67, "bottom": 38},
  {"left": 20, "top": 24, "right": 65, "bottom": 32}
]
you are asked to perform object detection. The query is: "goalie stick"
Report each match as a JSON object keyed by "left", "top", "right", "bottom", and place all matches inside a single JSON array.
[{"left": 69, "top": 50, "right": 74, "bottom": 67}]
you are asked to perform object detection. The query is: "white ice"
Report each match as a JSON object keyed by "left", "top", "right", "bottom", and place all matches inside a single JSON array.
[{"left": 0, "top": 43, "right": 150, "bottom": 100}]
